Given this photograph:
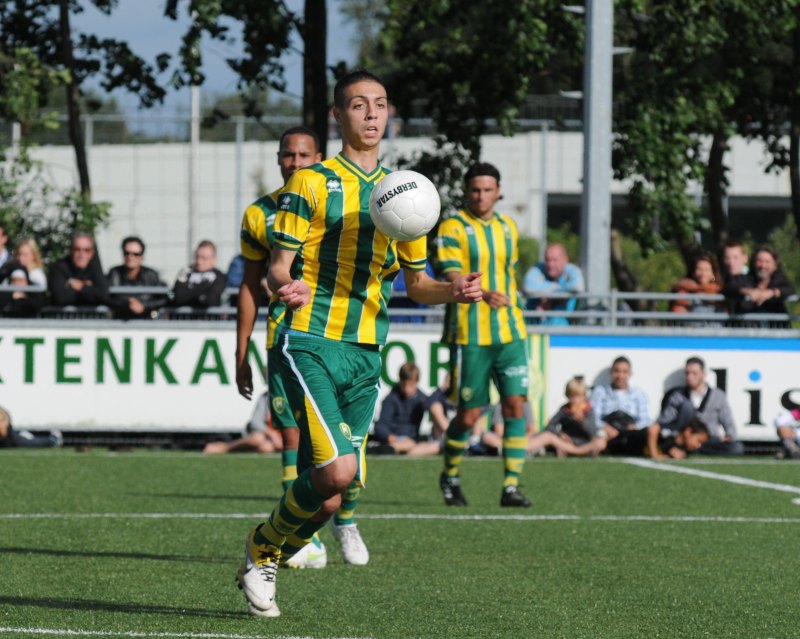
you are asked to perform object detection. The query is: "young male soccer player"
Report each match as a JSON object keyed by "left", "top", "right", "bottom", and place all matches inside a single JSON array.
[
  {"left": 236, "top": 69, "right": 483, "bottom": 618},
  {"left": 436, "top": 162, "right": 532, "bottom": 508},
  {"left": 235, "top": 126, "right": 328, "bottom": 569}
]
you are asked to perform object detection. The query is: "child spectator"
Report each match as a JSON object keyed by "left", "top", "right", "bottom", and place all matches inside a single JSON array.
[
  {"left": 371, "top": 362, "right": 444, "bottom": 456},
  {"left": 13, "top": 238, "right": 47, "bottom": 288},
  {"left": 543, "top": 376, "right": 600, "bottom": 454},
  {"left": 607, "top": 416, "right": 710, "bottom": 460}
]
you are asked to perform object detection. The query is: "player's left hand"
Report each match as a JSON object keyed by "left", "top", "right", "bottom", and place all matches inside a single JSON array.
[
  {"left": 452, "top": 272, "right": 483, "bottom": 303},
  {"left": 482, "top": 289, "right": 510, "bottom": 308},
  {"left": 277, "top": 279, "right": 311, "bottom": 310}
]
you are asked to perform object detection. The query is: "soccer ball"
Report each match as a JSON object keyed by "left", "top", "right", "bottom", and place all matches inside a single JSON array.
[{"left": 369, "top": 170, "right": 441, "bottom": 242}]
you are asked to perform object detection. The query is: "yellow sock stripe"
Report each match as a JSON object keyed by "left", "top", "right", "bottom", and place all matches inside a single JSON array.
[
  {"left": 504, "top": 436, "right": 529, "bottom": 451},
  {"left": 284, "top": 485, "right": 319, "bottom": 520}
]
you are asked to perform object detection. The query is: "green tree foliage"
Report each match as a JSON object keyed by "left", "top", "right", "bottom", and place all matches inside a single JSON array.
[
  {"left": 381, "top": 0, "right": 581, "bottom": 210},
  {"left": 0, "top": 47, "right": 109, "bottom": 263}
]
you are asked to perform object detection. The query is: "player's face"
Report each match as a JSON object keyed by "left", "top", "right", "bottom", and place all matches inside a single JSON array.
[
  {"left": 278, "top": 134, "right": 322, "bottom": 183},
  {"left": 684, "top": 363, "right": 705, "bottom": 390},
  {"left": 611, "top": 362, "right": 631, "bottom": 390},
  {"left": 334, "top": 80, "right": 388, "bottom": 150},
  {"left": 466, "top": 175, "right": 501, "bottom": 218}
]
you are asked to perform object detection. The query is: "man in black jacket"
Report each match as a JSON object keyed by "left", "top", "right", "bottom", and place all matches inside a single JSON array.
[
  {"left": 107, "top": 236, "right": 166, "bottom": 319},
  {"left": 171, "top": 240, "right": 227, "bottom": 309},
  {"left": 49, "top": 232, "right": 110, "bottom": 309}
]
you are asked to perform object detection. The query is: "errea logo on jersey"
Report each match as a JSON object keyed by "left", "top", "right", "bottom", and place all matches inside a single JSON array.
[
  {"left": 279, "top": 194, "right": 292, "bottom": 210},
  {"left": 327, "top": 179, "right": 342, "bottom": 193}
]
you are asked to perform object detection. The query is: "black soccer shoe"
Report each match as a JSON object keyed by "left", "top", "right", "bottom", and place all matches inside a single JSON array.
[
  {"left": 500, "top": 485, "right": 532, "bottom": 508},
  {"left": 439, "top": 472, "right": 468, "bottom": 506}
]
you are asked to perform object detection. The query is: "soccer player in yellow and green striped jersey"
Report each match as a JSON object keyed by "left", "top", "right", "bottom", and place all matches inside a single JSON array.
[
  {"left": 236, "top": 69, "right": 483, "bottom": 618},
  {"left": 436, "top": 162, "right": 533, "bottom": 509}
]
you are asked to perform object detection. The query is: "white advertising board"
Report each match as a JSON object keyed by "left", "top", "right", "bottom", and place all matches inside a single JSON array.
[{"left": 1, "top": 323, "right": 796, "bottom": 442}]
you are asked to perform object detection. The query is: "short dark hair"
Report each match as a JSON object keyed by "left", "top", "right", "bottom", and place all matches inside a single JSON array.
[
  {"left": 464, "top": 162, "right": 501, "bottom": 187},
  {"left": 398, "top": 361, "right": 420, "bottom": 383},
  {"left": 121, "top": 235, "right": 145, "bottom": 253},
  {"left": 612, "top": 356, "right": 631, "bottom": 368},
  {"left": 279, "top": 126, "right": 321, "bottom": 153},
  {"left": 683, "top": 416, "right": 710, "bottom": 437},
  {"left": 333, "top": 69, "right": 385, "bottom": 109},
  {"left": 196, "top": 240, "right": 216, "bottom": 254},
  {"left": 685, "top": 356, "right": 705, "bottom": 370}
]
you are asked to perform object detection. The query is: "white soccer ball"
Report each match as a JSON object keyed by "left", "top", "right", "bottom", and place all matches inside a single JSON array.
[{"left": 369, "top": 170, "right": 441, "bottom": 242}]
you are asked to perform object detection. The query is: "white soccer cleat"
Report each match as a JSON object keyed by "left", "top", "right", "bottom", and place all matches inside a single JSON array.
[
  {"left": 330, "top": 520, "right": 369, "bottom": 565},
  {"left": 236, "top": 527, "right": 281, "bottom": 617},
  {"left": 283, "top": 536, "right": 328, "bottom": 570}
]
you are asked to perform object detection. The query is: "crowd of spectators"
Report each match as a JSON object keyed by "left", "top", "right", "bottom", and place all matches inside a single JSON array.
[{"left": 0, "top": 225, "right": 796, "bottom": 324}]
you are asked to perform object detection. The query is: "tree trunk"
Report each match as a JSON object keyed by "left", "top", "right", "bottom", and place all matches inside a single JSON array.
[
  {"left": 706, "top": 131, "right": 729, "bottom": 257},
  {"left": 303, "top": 0, "right": 328, "bottom": 157},
  {"left": 58, "top": 0, "right": 91, "bottom": 200},
  {"left": 609, "top": 228, "right": 650, "bottom": 312},
  {"left": 791, "top": 19, "right": 800, "bottom": 241}
]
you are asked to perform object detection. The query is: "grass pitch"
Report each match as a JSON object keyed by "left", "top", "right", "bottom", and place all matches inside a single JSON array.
[{"left": 1, "top": 450, "right": 799, "bottom": 638}]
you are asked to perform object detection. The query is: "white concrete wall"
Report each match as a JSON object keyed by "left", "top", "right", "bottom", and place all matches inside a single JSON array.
[{"left": 29, "top": 132, "right": 791, "bottom": 282}]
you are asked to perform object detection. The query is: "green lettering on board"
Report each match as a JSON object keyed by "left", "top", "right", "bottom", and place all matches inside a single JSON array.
[
  {"left": 56, "top": 337, "right": 82, "bottom": 383},
  {"left": 145, "top": 338, "right": 178, "bottom": 384},
  {"left": 380, "top": 340, "right": 414, "bottom": 385},
  {"left": 96, "top": 338, "right": 132, "bottom": 383},
  {"left": 429, "top": 341, "right": 451, "bottom": 387},
  {"left": 191, "top": 339, "right": 229, "bottom": 384},
  {"left": 15, "top": 337, "right": 45, "bottom": 383}
]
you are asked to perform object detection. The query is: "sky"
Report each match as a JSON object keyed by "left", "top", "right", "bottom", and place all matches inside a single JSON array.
[{"left": 73, "top": 0, "right": 357, "bottom": 116}]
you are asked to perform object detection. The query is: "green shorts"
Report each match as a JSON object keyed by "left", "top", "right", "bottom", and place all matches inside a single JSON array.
[
  {"left": 267, "top": 347, "right": 296, "bottom": 430},
  {"left": 277, "top": 330, "right": 381, "bottom": 487},
  {"left": 449, "top": 340, "right": 529, "bottom": 408}
]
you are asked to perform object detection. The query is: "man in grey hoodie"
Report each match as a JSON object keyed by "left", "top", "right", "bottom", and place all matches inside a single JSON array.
[{"left": 655, "top": 356, "right": 744, "bottom": 456}]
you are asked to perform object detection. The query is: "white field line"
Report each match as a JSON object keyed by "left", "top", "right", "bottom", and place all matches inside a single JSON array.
[
  {"left": 623, "top": 458, "right": 800, "bottom": 495},
  {"left": 2, "top": 512, "right": 800, "bottom": 524},
  {"left": 0, "top": 629, "right": 370, "bottom": 639}
]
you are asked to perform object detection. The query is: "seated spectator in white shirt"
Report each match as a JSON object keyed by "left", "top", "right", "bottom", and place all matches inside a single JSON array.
[{"left": 589, "top": 356, "right": 652, "bottom": 440}]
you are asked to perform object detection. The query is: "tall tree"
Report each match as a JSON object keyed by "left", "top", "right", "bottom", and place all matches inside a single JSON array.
[{"left": 0, "top": 0, "right": 169, "bottom": 199}]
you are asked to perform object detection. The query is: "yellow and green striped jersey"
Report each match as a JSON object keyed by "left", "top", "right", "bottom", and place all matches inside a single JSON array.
[
  {"left": 437, "top": 208, "right": 527, "bottom": 345},
  {"left": 272, "top": 153, "right": 427, "bottom": 345},
  {"left": 239, "top": 188, "right": 282, "bottom": 349}
]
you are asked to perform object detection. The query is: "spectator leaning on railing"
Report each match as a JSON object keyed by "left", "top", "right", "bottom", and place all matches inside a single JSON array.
[
  {"left": 0, "top": 223, "right": 9, "bottom": 268},
  {"left": 523, "top": 243, "right": 585, "bottom": 326},
  {"left": 171, "top": 240, "right": 227, "bottom": 309},
  {"left": 49, "top": 232, "right": 110, "bottom": 309},
  {"left": 107, "top": 235, "right": 167, "bottom": 319},
  {"left": 13, "top": 238, "right": 47, "bottom": 289},
  {"left": 670, "top": 252, "right": 722, "bottom": 314},
  {"left": 722, "top": 245, "right": 795, "bottom": 317}
]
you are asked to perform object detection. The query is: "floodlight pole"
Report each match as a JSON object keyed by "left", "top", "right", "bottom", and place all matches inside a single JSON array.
[
  {"left": 188, "top": 84, "right": 201, "bottom": 263},
  {"left": 579, "top": 0, "right": 613, "bottom": 298}
]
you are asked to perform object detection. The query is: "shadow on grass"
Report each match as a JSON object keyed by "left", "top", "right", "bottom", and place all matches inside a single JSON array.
[
  {"left": 0, "top": 546, "right": 232, "bottom": 563},
  {"left": 0, "top": 595, "right": 249, "bottom": 619}
]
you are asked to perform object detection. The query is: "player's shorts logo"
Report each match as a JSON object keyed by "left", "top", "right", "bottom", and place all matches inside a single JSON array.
[
  {"left": 271, "top": 396, "right": 286, "bottom": 414},
  {"left": 461, "top": 386, "right": 474, "bottom": 402},
  {"left": 339, "top": 422, "right": 352, "bottom": 440}
]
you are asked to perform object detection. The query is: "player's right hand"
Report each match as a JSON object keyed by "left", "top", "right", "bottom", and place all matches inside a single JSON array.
[
  {"left": 277, "top": 279, "right": 311, "bottom": 310},
  {"left": 452, "top": 272, "right": 483, "bottom": 303},
  {"left": 236, "top": 361, "right": 254, "bottom": 400},
  {"left": 482, "top": 289, "right": 510, "bottom": 308}
]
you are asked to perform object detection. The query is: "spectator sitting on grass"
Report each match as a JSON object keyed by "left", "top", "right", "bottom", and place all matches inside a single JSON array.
[
  {"left": 370, "top": 362, "right": 445, "bottom": 456},
  {"left": 774, "top": 407, "right": 800, "bottom": 460},
  {"left": 203, "top": 391, "right": 283, "bottom": 454},
  {"left": 542, "top": 376, "right": 604, "bottom": 456},
  {"left": 0, "top": 405, "right": 62, "bottom": 449},
  {"left": 606, "top": 416, "right": 710, "bottom": 460},
  {"left": 589, "top": 356, "right": 652, "bottom": 440}
]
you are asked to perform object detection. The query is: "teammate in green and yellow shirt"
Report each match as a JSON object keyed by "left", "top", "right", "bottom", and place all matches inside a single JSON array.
[
  {"left": 235, "top": 126, "right": 328, "bottom": 570},
  {"left": 236, "top": 69, "right": 483, "bottom": 618},
  {"left": 436, "top": 162, "right": 532, "bottom": 508}
]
